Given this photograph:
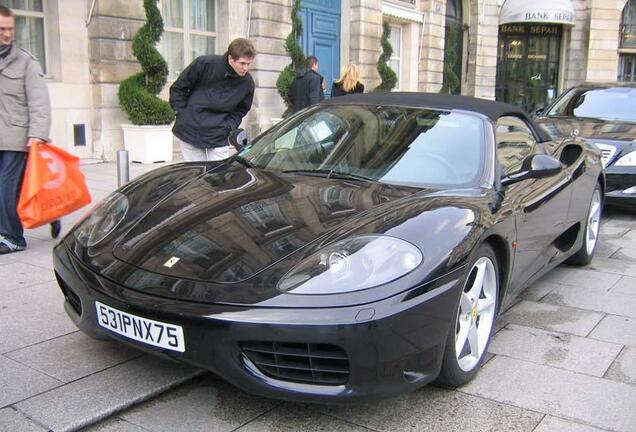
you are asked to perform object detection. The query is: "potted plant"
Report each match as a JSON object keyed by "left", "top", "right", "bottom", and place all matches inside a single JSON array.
[
  {"left": 375, "top": 21, "right": 398, "bottom": 92},
  {"left": 118, "top": 0, "right": 175, "bottom": 163},
  {"left": 275, "top": 0, "right": 305, "bottom": 119}
]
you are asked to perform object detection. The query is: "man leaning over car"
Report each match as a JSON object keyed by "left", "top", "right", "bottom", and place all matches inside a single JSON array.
[{"left": 170, "top": 38, "right": 256, "bottom": 162}]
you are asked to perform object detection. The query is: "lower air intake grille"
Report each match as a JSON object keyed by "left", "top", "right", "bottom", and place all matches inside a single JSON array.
[
  {"left": 242, "top": 341, "right": 349, "bottom": 385},
  {"left": 55, "top": 272, "right": 82, "bottom": 315}
]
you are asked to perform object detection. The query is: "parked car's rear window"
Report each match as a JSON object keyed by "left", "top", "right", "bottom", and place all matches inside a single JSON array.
[{"left": 547, "top": 87, "right": 636, "bottom": 122}]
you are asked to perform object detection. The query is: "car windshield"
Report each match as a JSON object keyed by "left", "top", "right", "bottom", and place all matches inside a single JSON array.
[
  {"left": 546, "top": 87, "right": 636, "bottom": 122},
  {"left": 241, "top": 104, "right": 485, "bottom": 187}
]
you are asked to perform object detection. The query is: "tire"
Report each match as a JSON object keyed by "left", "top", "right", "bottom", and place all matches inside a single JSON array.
[
  {"left": 436, "top": 243, "right": 499, "bottom": 387},
  {"left": 567, "top": 182, "right": 603, "bottom": 266}
]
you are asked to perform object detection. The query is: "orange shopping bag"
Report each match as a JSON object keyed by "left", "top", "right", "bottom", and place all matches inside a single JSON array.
[{"left": 17, "top": 142, "right": 92, "bottom": 229}]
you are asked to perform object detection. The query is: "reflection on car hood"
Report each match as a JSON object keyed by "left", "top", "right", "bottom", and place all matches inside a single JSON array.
[
  {"left": 536, "top": 117, "right": 636, "bottom": 142},
  {"left": 113, "top": 164, "right": 420, "bottom": 283}
]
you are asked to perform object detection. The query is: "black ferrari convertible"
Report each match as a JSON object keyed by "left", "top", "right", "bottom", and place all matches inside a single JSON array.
[{"left": 53, "top": 93, "right": 604, "bottom": 403}]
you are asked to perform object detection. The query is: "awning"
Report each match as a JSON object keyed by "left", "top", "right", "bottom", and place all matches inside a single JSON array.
[
  {"left": 382, "top": 2, "right": 424, "bottom": 23},
  {"left": 499, "top": 0, "right": 575, "bottom": 26}
]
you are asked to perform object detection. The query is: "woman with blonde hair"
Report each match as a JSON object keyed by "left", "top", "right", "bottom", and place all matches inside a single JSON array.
[{"left": 331, "top": 63, "right": 364, "bottom": 97}]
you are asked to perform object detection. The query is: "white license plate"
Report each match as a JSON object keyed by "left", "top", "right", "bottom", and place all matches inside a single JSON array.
[{"left": 95, "top": 301, "right": 185, "bottom": 352}]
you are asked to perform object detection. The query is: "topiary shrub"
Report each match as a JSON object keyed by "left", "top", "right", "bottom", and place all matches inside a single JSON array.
[
  {"left": 441, "top": 24, "right": 460, "bottom": 94},
  {"left": 118, "top": 0, "right": 175, "bottom": 125},
  {"left": 276, "top": 0, "right": 306, "bottom": 111},
  {"left": 375, "top": 21, "right": 397, "bottom": 92}
]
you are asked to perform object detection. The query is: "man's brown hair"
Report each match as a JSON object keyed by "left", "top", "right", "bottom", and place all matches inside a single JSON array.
[
  {"left": 227, "top": 38, "right": 255, "bottom": 60},
  {"left": 0, "top": 6, "right": 14, "bottom": 17},
  {"left": 305, "top": 56, "right": 318, "bottom": 69}
]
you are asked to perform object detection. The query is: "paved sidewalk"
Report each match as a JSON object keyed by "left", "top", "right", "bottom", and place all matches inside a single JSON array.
[
  {"left": 1, "top": 162, "right": 204, "bottom": 432},
  {"left": 1, "top": 162, "right": 636, "bottom": 432}
]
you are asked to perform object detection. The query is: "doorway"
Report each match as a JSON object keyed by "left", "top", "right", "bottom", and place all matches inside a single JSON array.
[
  {"left": 495, "top": 24, "right": 562, "bottom": 112},
  {"left": 300, "top": 0, "right": 341, "bottom": 97}
]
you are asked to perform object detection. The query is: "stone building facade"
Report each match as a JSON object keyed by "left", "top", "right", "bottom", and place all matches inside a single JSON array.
[{"left": 5, "top": 0, "right": 633, "bottom": 160}]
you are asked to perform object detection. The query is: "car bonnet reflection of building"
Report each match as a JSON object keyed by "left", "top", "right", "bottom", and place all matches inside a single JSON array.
[
  {"left": 113, "top": 166, "right": 416, "bottom": 286},
  {"left": 112, "top": 189, "right": 483, "bottom": 306}
]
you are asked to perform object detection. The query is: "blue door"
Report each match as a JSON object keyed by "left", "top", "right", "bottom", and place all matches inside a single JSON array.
[{"left": 300, "top": 0, "right": 341, "bottom": 98}]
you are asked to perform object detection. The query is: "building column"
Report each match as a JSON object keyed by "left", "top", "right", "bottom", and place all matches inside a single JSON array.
[
  {"left": 418, "top": 0, "right": 445, "bottom": 92},
  {"left": 585, "top": 0, "right": 626, "bottom": 82},
  {"left": 564, "top": 0, "right": 592, "bottom": 88},
  {"left": 88, "top": 0, "right": 144, "bottom": 161},
  {"left": 465, "top": 0, "right": 498, "bottom": 100},
  {"left": 45, "top": 0, "right": 94, "bottom": 159},
  {"left": 350, "top": 0, "right": 383, "bottom": 90},
  {"left": 242, "top": 0, "right": 290, "bottom": 136}
]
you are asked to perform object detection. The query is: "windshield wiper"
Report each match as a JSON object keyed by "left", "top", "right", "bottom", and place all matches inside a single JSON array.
[
  {"left": 281, "top": 169, "right": 331, "bottom": 177},
  {"left": 281, "top": 169, "right": 374, "bottom": 182},
  {"left": 232, "top": 154, "right": 256, "bottom": 168},
  {"left": 328, "top": 171, "right": 375, "bottom": 182}
]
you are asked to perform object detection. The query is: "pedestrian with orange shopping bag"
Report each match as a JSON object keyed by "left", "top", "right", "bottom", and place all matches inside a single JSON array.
[{"left": 0, "top": 5, "right": 61, "bottom": 254}]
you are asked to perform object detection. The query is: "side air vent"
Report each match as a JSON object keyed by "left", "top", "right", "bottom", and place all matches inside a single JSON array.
[
  {"left": 560, "top": 145, "right": 583, "bottom": 166},
  {"left": 593, "top": 143, "right": 617, "bottom": 168},
  {"left": 242, "top": 341, "right": 349, "bottom": 385}
]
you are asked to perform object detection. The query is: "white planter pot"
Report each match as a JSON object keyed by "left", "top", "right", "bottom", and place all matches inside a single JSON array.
[{"left": 121, "top": 124, "right": 174, "bottom": 164}]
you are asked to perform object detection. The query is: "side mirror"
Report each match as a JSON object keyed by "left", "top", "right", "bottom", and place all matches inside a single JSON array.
[
  {"left": 228, "top": 128, "right": 248, "bottom": 152},
  {"left": 534, "top": 106, "right": 546, "bottom": 117},
  {"left": 501, "top": 154, "right": 562, "bottom": 186}
]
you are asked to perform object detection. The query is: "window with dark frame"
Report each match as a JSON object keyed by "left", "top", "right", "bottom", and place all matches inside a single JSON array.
[
  {"left": 619, "top": 0, "right": 636, "bottom": 82},
  {"left": 619, "top": 54, "right": 636, "bottom": 82},
  {"left": 621, "top": 0, "right": 636, "bottom": 48},
  {"left": 495, "top": 24, "right": 562, "bottom": 113}
]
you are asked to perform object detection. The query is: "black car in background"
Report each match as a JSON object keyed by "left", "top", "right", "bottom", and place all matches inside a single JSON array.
[
  {"left": 53, "top": 93, "right": 604, "bottom": 403},
  {"left": 535, "top": 83, "right": 636, "bottom": 209}
]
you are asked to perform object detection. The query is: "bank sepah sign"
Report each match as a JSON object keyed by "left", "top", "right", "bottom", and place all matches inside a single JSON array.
[{"left": 499, "top": 0, "right": 576, "bottom": 26}]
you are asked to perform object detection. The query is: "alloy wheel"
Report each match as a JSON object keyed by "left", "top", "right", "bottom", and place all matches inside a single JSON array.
[{"left": 455, "top": 256, "right": 497, "bottom": 372}]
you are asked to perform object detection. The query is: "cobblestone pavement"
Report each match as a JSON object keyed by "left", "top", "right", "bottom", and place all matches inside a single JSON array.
[{"left": 1, "top": 162, "right": 635, "bottom": 432}]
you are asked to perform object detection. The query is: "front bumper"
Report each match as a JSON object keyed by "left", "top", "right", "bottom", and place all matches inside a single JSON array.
[
  {"left": 605, "top": 166, "right": 636, "bottom": 209},
  {"left": 53, "top": 241, "right": 462, "bottom": 404}
]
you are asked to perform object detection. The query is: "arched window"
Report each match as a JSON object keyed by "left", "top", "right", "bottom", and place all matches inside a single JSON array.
[
  {"left": 621, "top": 0, "right": 636, "bottom": 47},
  {"left": 442, "top": 0, "right": 463, "bottom": 94},
  {"left": 619, "top": 0, "right": 636, "bottom": 81}
]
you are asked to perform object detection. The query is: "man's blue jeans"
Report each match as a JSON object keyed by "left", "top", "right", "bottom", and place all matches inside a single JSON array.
[{"left": 0, "top": 151, "right": 28, "bottom": 248}]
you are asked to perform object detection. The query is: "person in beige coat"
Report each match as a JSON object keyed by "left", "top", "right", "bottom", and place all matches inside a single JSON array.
[{"left": 0, "top": 6, "right": 54, "bottom": 254}]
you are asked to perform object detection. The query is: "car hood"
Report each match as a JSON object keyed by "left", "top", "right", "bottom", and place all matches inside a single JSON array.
[
  {"left": 112, "top": 163, "right": 421, "bottom": 283},
  {"left": 536, "top": 117, "right": 636, "bottom": 142}
]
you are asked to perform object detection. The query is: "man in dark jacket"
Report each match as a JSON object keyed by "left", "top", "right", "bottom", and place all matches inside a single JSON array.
[
  {"left": 170, "top": 38, "right": 255, "bottom": 161},
  {"left": 288, "top": 56, "right": 324, "bottom": 113}
]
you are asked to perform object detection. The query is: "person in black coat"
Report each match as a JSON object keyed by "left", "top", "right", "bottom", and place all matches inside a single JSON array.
[
  {"left": 288, "top": 56, "right": 324, "bottom": 113},
  {"left": 331, "top": 63, "right": 364, "bottom": 97},
  {"left": 170, "top": 38, "right": 256, "bottom": 161}
]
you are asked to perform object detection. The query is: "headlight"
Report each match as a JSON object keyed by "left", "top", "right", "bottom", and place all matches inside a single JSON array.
[
  {"left": 615, "top": 151, "right": 636, "bottom": 167},
  {"left": 74, "top": 192, "right": 129, "bottom": 247},
  {"left": 278, "top": 235, "right": 423, "bottom": 294}
]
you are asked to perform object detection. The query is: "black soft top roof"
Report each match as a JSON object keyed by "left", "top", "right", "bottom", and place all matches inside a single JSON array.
[{"left": 324, "top": 92, "right": 551, "bottom": 142}]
